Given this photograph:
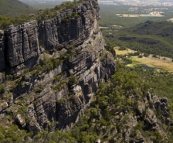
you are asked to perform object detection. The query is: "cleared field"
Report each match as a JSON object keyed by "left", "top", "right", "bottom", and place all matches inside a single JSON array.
[
  {"left": 99, "top": 26, "right": 108, "bottom": 29},
  {"left": 115, "top": 48, "right": 135, "bottom": 55},
  {"left": 115, "top": 48, "right": 173, "bottom": 72},
  {"left": 116, "top": 12, "right": 164, "bottom": 18},
  {"left": 129, "top": 56, "right": 173, "bottom": 72},
  {"left": 99, "top": 5, "right": 173, "bottom": 28},
  {"left": 112, "top": 25, "right": 123, "bottom": 28},
  {"left": 168, "top": 18, "right": 173, "bottom": 22}
]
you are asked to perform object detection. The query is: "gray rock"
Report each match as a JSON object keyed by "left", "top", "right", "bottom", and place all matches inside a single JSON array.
[
  {"left": 0, "top": 72, "right": 5, "bottom": 84},
  {"left": 0, "top": 30, "right": 5, "bottom": 71},
  {"left": 39, "top": 0, "right": 99, "bottom": 51},
  {"left": 130, "top": 130, "right": 145, "bottom": 143},
  {"left": 0, "top": 0, "right": 116, "bottom": 133},
  {"left": 145, "top": 108, "right": 157, "bottom": 127},
  {"left": 137, "top": 101, "right": 145, "bottom": 115},
  {"left": 16, "top": 114, "right": 26, "bottom": 128},
  {"left": 0, "top": 101, "right": 8, "bottom": 112},
  {"left": 5, "top": 20, "right": 39, "bottom": 67}
]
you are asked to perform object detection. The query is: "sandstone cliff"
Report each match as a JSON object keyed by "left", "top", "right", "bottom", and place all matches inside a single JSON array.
[{"left": 0, "top": 0, "right": 116, "bottom": 133}]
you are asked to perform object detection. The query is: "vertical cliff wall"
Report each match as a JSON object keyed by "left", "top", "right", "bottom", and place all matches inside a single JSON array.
[
  {"left": 0, "top": 0, "right": 116, "bottom": 133},
  {"left": 39, "top": 0, "right": 99, "bottom": 51},
  {"left": 6, "top": 21, "right": 39, "bottom": 67},
  {"left": 0, "top": 30, "right": 5, "bottom": 71}
]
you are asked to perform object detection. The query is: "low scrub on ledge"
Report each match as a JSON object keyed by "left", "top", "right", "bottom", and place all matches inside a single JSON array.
[{"left": 0, "top": 0, "right": 88, "bottom": 30}]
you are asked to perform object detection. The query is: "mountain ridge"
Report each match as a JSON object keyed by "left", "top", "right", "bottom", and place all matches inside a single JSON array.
[
  {"left": 108, "top": 20, "right": 173, "bottom": 58},
  {"left": 0, "top": 0, "right": 35, "bottom": 17},
  {"left": 0, "top": 0, "right": 173, "bottom": 142},
  {"left": 0, "top": 0, "right": 116, "bottom": 140}
]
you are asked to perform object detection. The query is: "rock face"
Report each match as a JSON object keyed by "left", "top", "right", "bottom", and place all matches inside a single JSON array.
[
  {"left": 0, "top": 0, "right": 116, "bottom": 132},
  {"left": 39, "top": 0, "right": 99, "bottom": 50},
  {"left": 0, "top": 30, "right": 5, "bottom": 71},
  {"left": 6, "top": 20, "right": 39, "bottom": 68}
]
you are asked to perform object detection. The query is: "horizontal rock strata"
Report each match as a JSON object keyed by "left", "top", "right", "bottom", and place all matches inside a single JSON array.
[{"left": 0, "top": 0, "right": 116, "bottom": 132}]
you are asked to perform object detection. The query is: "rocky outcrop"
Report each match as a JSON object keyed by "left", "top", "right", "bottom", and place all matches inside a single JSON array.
[
  {"left": 5, "top": 20, "right": 39, "bottom": 68},
  {"left": 0, "top": 0, "right": 116, "bottom": 133},
  {"left": 21, "top": 29, "right": 115, "bottom": 132},
  {"left": 0, "top": 0, "right": 100, "bottom": 71},
  {"left": 0, "top": 1, "right": 172, "bottom": 143},
  {"left": 39, "top": 0, "right": 99, "bottom": 51},
  {"left": 95, "top": 91, "right": 170, "bottom": 143},
  {"left": 0, "top": 30, "right": 5, "bottom": 71}
]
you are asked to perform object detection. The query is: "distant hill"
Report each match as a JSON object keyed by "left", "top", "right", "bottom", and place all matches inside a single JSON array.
[
  {"left": 0, "top": 0, "right": 35, "bottom": 17},
  {"left": 129, "top": 21, "right": 173, "bottom": 38},
  {"left": 104, "top": 21, "right": 173, "bottom": 58},
  {"left": 119, "top": 21, "right": 173, "bottom": 58}
]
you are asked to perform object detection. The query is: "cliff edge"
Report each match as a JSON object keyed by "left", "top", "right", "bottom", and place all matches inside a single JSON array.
[{"left": 0, "top": 0, "right": 116, "bottom": 133}]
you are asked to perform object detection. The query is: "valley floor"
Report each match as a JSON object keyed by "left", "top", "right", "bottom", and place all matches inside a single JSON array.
[{"left": 115, "top": 48, "right": 173, "bottom": 72}]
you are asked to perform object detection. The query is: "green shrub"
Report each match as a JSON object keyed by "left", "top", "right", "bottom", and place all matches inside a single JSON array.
[
  {"left": 35, "top": 85, "right": 44, "bottom": 93},
  {"left": 68, "top": 75, "right": 78, "bottom": 86},
  {"left": 5, "top": 93, "right": 11, "bottom": 100},
  {"left": 72, "top": 12, "right": 80, "bottom": 18},
  {"left": 0, "top": 84, "right": 5, "bottom": 94},
  {"left": 6, "top": 74, "right": 13, "bottom": 81},
  {"left": 0, "top": 124, "right": 28, "bottom": 143},
  {"left": 53, "top": 80, "right": 68, "bottom": 91},
  {"left": 18, "top": 106, "right": 27, "bottom": 116},
  {"left": 0, "top": 0, "right": 85, "bottom": 29},
  {"left": 138, "top": 55, "right": 143, "bottom": 58},
  {"left": 62, "top": 16, "right": 71, "bottom": 23}
]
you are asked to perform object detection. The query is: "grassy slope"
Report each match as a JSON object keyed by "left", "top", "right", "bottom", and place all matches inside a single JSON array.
[
  {"left": 0, "top": 0, "right": 35, "bottom": 17},
  {"left": 115, "top": 48, "right": 173, "bottom": 72}
]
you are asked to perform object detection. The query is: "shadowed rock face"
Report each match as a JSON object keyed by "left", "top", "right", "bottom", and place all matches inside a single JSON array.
[
  {"left": 0, "top": 0, "right": 116, "bottom": 133},
  {"left": 0, "top": 0, "right": 100, "bottom": 71},
  {"left": 0, "top": 30, "right": 5, "bottom": 71},
  {"left": 39, "top": 0, "right": 99, "bottom": 51},
  {"left": 5, "top": 20, "right": 39, "bottom": 67}
]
